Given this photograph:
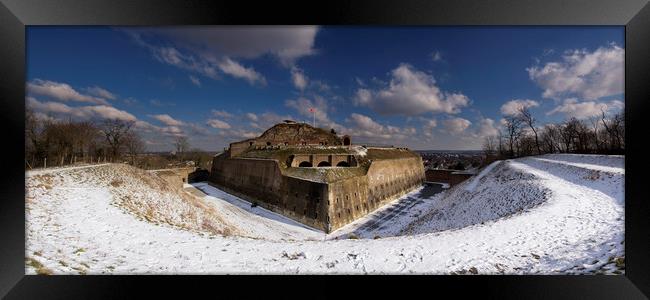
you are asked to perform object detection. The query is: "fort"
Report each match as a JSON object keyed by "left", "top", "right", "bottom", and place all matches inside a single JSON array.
[{"left": 208, "top": 120, "right": 425, "bottom": 232}]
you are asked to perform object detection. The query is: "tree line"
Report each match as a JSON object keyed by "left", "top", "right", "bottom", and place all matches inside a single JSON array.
[
  {"left": 25, "top": 109, "right": 145, "bottom": 169},
  {"left": 483, "top": 106, "right": 625, "bottom": 160},
  {"left": 25, "top": 109, "right": 215, "bottom": 170}
]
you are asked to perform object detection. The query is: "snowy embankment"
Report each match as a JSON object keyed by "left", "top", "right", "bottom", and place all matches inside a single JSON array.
[{"left": 26, "top": 154, "right": 624, "bottom": 274}]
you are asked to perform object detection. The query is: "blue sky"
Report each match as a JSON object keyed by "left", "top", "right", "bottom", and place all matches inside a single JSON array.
[{"left": 26, "top": 26, "right": 624, "bottom": 151}]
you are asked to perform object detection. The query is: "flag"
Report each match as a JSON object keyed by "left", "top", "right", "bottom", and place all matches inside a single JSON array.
[{"left": 309, "top": 107, "right": 315, "bottom": 113}]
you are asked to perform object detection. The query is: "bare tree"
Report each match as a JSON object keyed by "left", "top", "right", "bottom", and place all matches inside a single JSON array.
[
  {"left": 540, "top": 124, "right": 560, "bottom": 154},
  {"left": 588, "top": 116, "right": 602, "bottom": 152},
  {"left": 496, "top": 131, "right": 507, "bottom": 157},
  {"left": 503, "top": 115, "right": 523, "bottom": 157},
  {"left": 573, "top": 119, "right": 591, "bottom": 153},
  {"left": 25, "top": 107, "right": 44, "bottom": 167},
  {"left": 517, "top": 106, "right": 541, "bottom": 155},
  {"left": 173, "top": 136, "right": 190, "bottom": 160},
  {"left": 123, "top": 131, "right": 146, "bottom": 165},
  {"left": 73, "top": 121, "right": 101, "bottom": 161},
  {"left": 559, "top": 118, "right": 580, "bottom": 153},
  {"left": 601, "top": 109, "right": 624, "bottom": 153},
  {"left": 482, "top": 135, "right": 497, "bottom": 157},
  {"left": 100, "top": 119, "right": 135, "bottom": 160}
]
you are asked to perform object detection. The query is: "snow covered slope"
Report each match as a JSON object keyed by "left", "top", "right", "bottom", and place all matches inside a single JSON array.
[{"left": 25, "top": 154, "right": 624, "bottom": 274}]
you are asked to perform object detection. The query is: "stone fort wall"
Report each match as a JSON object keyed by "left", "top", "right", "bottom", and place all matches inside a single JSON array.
[
  {"left": 425, "top": 169, "right": 474, "bottom": 187},
  {"left": 209, "top": 153, "right": 425, "bottom": 233},
  {"left": 209, "top": 153, "right": 330, "bottom": 231},
  {"left": 327, "top": 157, "right": 425, "bottom": 231},
  {"left": 152, "top": 167, "right": 196, "bottom": 189}
]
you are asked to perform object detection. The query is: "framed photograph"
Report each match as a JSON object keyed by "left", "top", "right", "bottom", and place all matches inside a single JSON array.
[{"left": 1, "top": 0, "right": 649, "bottom": 298}]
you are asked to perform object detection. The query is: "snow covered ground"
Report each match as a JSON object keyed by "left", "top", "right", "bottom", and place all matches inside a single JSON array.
[{"left": 25, "top": 154, "right": 624, "bottom": 274}]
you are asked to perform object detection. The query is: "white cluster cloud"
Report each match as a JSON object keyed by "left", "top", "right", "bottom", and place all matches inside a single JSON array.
[
  {"left": 245, "top": 113, "right": 259, "bottom": 122},
  {"left": 27, "top": 97, "right": 136, "bottom": 121},
  {"left": 186, "top": 123, "right": 210, "bottom": 136},
  {"left": 151, "top": 45, "right": 267, "bottom": 86},
  {"left": 291, "top": 67, "right": 308, "bottom": 91},
  {"left": 149, "top": 114, "right": 185, "bottom": 126},
  {"left": 344, "top": 113, "right": 415, "bottom": 142},
  {"left": 217, "top": 57, "right": 266, "bottom": 86},
  {"left": 27, "top": 79, "right": 110, "bottom": 105},
  {"left": 126, "top": 26, "right": 319, "bottom": 86},
  {"left": 500, "top": 99, "right": 540, "bottom": 116},
  {"left": 135, "top": 120, "right": 190, "bottom": 138},
  {"left": 248, "top": 112, "right": 295, "bottom": 130},
  {"left": 133, "top": 26, "right": 319, "bottom": 66},
  {"left": 353, "top": 64, "right": 470, "bottom": 116},
  {"left": 206, "top": 119, "right": 232, "bottom": 129},
  {"left": 476, "top": 117, "right": 499, "bottom": 137},
  {"left": 284, "top": 96, "right": 342, "bottom": 130},
  {"left": 348, "top": 113, "right": 384, "bottom": 133},
  {"left": 547, "top": 98, "right": 624, "bottom": 119},
  {"left": 527, "top": 44, "right": 624, "bottom": 100},
  {"left": 189, "top": 75, "right": 201, "bottom": 87},
  {"left": 212, "top": 110, "right": 234, "bottom": 118},
  {"left": 421, "top": 118, "right": 438, "bottom": 137},
  {"left": 85, "top": 86, "right": 117, "bottom": 100},
  {"left": 150, "top": 46, "right": 219, "bottom": 79},
  {"left": 443, "top": 117, "right": 472, "bottom": 134},
  {"left": 218, "top": 128, "right": 259, "bottom": 140},
  {"left": 160, "top": 126, "right": 184, "bottom": 136}
]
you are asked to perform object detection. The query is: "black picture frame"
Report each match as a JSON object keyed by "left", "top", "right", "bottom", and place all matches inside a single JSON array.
[{"left": 1, "top": 0, "right": 649, "bottom": 298}]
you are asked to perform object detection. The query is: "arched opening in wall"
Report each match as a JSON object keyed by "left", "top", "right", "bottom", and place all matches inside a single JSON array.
[
  {"left": 336, "top": 161, "right": 350, "bottom": 167},
  {"left": 249, "top": 142, "right": 253, "bottom": 146},
  {"left": 317, "top": 161, "right": 331, "bottom": 167},
  {"left": 299, "top": 161, "right": 313, "bottom": 167},
  {"left": 343, "top": 136, "right": 351, "bottom": 146},
  {"left": 266, "top": 141, "right": 271, "bottom": 146}
]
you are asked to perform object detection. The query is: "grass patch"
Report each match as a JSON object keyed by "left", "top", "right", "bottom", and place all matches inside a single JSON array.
[
  {"left": 26, "top": 257, "right": 53, "bottom": 275},
  {"left": 73, "top": 248, "right": 86, "bottom": 254},
  {"left": 35, "top": 183, "right": 52, "bottom": 190},
  {"left": 614, "top": 256, "right": 625, "bottom": 268}
]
